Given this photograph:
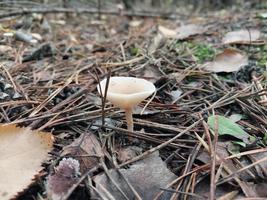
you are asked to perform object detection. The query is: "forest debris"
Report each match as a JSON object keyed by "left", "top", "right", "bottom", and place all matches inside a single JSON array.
[
  {"left": 158, "top": 24, "right": 205, "bottom": 39},
  {"left": 202, "top": 48, "right": 248, "bottom": 72},
  {"left": 253, "top": 183, "right": 267, "bottom": 197},
  {"left": 129, "top": 20, "right": 142, "bottom": 27},
  {"left": 62, "top": 132, "right": 103, "bottom": 173},
  {"left": 148, "top": 33, "right": 165, "bottom": 54},
  {"left": 23, "top": 43, "right": 55, "bottom": 62},
  {"left": 93, "top": 151, "right": 176, "bottom": 200},
  {"left": 0, "top": 124, "right": 53, "bottom": 200},
  {"left": 170, "top": 89, "right": 183, "bottom": 101},
  {"left": 46, "top": 158, "right": 80, "bottom": 200},
  {"left": 217, "top": 190, "right": 239, "bottom": 200},
  {"left": 14, "top": 31, "right": 38, "bottom": 44},
  {"left": 222, "top": 29, "right": 261, "bottom": 44},
  {"left": 117, "top": 146, "right": 142, "bottom": 163},
  {"left": 248, "top": 151, "right": 267, "bottom": 177},
  {"left": 158, "top": 25, "right": 176, "bottom": 38},
  {"left": 0, "top": 45, "right": 12, "bottom": 53},
  {"left": 175, "top": 176, "right": 231, "bottom": 200}
]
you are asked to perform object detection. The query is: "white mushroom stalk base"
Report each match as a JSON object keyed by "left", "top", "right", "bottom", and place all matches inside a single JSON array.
[{"left": 125, "top": 108, "right": 133, "bottom": 132}]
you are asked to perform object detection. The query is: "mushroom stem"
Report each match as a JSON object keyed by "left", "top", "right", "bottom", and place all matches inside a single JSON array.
[{"left": 125, "top": 108, "right": 133, "bottom": 132}]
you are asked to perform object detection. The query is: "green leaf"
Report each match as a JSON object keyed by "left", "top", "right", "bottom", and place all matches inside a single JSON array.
[{"left": 207, "top": 115, "right": 250, "bottom": 144}]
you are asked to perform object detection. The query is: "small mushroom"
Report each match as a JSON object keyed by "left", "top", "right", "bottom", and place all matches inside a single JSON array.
[{"left": 97, "top": 76, "right": 156, "bottom": 131}]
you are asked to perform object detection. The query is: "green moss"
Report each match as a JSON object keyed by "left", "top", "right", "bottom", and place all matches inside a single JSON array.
[
  {"left": 130, "top": 47, "right": 139, "bottom": 56},
  {"left": 175, "top": 41, "right": 216, "bottom": 63}
]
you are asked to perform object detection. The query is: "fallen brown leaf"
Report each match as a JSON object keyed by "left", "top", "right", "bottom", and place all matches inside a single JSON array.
[
  {"left": 201, "top": 48, "right": 248, "bottom": 72},
  {"left": 222, "top": 29, "right": 261, "bottom": 44},
  {"left": 62, "top": 132, "right": 103, "bottom": 173},
  {"left": 0, "top": 124, "right": 53, "bottom": 200},
  {"left": 158, "top": 24, "right": 205, "bottom": 39},
  {"left": 92, "top": 151, "right": 177, "bottom": 200}
]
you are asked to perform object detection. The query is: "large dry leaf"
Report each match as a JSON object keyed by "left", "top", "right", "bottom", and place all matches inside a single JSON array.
[
  {"left": 0, "top": 124, "right": 53, "bottom": 200},
  {"left": 222, "top": 29, "right": 261, "bottom": 44},
  {"left": 158, "top": 24, "right": 205, "bottom": 40},
  {"left": 62, "top": 133, "right": 103, "bottom": 173},
  {"left": 202, "top": 48, "right": 248, "bottom": 72},
  {"left": 92, "top": 151, "right": 177, "bottom": 200}
]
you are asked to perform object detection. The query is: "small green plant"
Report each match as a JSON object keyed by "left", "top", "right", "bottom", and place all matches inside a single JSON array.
[
  {"left": 175, "top": 41, "right": 216, "bottom": 63},
  {"left": 130, "top": 46, "right": 139, "bottom": 56}
]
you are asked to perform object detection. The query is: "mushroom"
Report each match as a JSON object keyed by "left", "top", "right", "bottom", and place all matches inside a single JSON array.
[{"left": 97, "top": 76, "right": 156, "bottom": 131}]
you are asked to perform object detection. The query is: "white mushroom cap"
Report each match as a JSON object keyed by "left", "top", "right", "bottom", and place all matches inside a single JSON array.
[{"left": 97, "top": 76, "right": 156, "bottom": 109}]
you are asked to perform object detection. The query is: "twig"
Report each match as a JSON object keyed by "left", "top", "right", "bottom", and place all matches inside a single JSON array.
[
  {"left": 119, "top": 120, "right": 201, "bottom": 167},
  {"left": 210, "top": 115, "right": 219, "bottom": 200},
  {"left": 60, "top": 166, "right": 99, "bottom": 200},
  {"left": 216, "top": 156, "right": 267, "bottom": 186}
]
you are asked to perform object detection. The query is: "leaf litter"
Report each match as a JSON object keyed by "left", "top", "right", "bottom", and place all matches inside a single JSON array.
[
  {"left": 0, "top": 1, "right": 267, "bottom": 200},
  {"left": 222, "top": 29, "right": 261, "bottom": 44},
  {"left": 201, "top": 48, "right": 248, "bottom": 72}
]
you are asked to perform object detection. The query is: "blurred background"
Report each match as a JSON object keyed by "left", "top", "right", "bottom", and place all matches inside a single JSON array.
[{"left": 0, "top": 0, "right": 266, "bottom": 15}]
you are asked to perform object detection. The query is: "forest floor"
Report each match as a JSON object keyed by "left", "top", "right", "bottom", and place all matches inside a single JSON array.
[{"left": 1, "top": 4, "right": 267, "bottom": 200}]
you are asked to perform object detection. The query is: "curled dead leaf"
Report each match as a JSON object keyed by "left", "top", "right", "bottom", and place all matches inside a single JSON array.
[
  {"left": 202, "top": 48, "right": 248, "bottom": 72},
  {"left": 222, "top": 29, "right": 260, "bottom": 44},
  {"left": 0, "top": 124, "right": 53, "bottom": 200}
]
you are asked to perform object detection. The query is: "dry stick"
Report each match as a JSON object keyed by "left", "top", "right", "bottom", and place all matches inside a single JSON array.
[
  {"left": 29, "top": 75, "right": 74, "bottom": 117},
  {"left": 93, "top": 182, "right": 116, "bottom": 200},
  {"left": 95, "top": 124, "right": 189, "bottom": 149},
  {"left": 171, "top": 134, "right": 204, "bottom": 200},
  {"left": 110, "top": 139, "right": 142, "bottom": 200},
  {"left": 217, "top": 156, "right": 267, "bottom": 186},
  {"left": 60, "top": 166, "right": 99, "bottom": 200},
  {"left": 153, "top": 164, "right": 210, "bottom": 200},
  {"left": 100, "top": 159, "right": 130, "bottom": 200},
  {"left": 154, "top": 147, "right": 267, "bottom": 200},
  {"left": 94, "top": 68, "right": 111, "bottom": 127},
  {"left": 170, "top": 156, "right": 191, "bottom": 200},
  {"left": 160, "top": 188, "right": 205, "bottom": 200},
  {"left": 10, "top": 106, "right": 114, "bottom": 125},
  {"left": 210, "top": 115, "right": 219, "bottom": 200},
  {"left": 85, "top": 177, "right": 108, "bottom": 200},
  {"left": 119, "top": 120, "right": 201, "bottom": 167},
  {"left": 0, "top": 100, "right": 39, "bottom": 107},
  {"left": 140, "top": 89, "right": 156, "bottom": 115},
  {"left": 115, "top": 168, "right": 142, "bottom": 200},
  {"left": 0, "top": 64, "right": 18, "bottom": 93},
  {"left": 29, "top": 80, "right": 93, "bottom": 128},
  {"left": 0, "top": 7, "right": 176, "bottom": 19},
  {"left": 195, "top": 132, "right": 256, "bottom": 197},
  {"left": 101, "top": 56, "right": 145, "bottom": 68},
  {"left": 37, "top": 95, "right": 83, "bottom": 131},
  {"left": 184, "top": 173, "right": 194, "bottom": 200}
]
